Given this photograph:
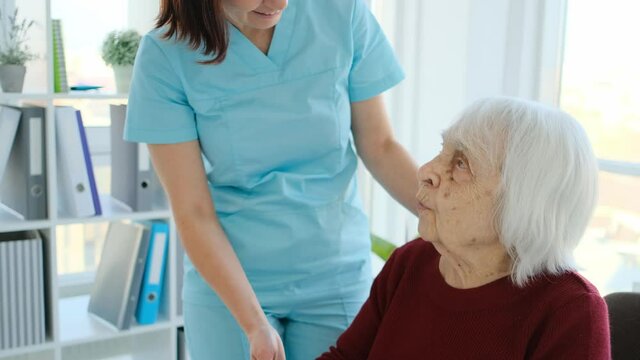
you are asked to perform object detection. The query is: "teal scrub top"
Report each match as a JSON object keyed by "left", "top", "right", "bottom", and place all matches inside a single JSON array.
[{"left": 124, "top": 0, "right": 404, "bottom": 304}]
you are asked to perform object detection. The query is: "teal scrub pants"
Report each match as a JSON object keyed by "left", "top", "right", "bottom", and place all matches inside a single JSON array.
[{"left": 183, "top": 289, "right": 367, "bottom": 360}]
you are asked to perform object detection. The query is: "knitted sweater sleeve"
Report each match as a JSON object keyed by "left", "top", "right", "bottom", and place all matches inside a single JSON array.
[
  {"left": 317, "top": 247, "right": 405, "bottom": 359},
  {"left": 529, "top": 292, "right": 611, "bottom": 359}
]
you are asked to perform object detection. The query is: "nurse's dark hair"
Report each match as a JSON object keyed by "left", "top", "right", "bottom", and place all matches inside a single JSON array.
[{"left": 155, "top": 0, "right": 228, "bottom": 64}]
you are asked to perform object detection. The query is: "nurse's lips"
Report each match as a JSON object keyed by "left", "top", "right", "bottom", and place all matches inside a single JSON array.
[{"left": 253, "top": 10, "right": 281, "bottom": 17}]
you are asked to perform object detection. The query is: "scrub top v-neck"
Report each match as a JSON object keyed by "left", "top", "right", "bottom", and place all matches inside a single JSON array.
[
  {"left": 227, "top": 4, "right": 297, "bottom": 71},
  {"left": 124, "top": 0, "right": 405, "bottom": 305}
]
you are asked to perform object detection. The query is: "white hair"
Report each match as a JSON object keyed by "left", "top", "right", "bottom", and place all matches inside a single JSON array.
[{"left": 445, "top": 97, "right": 599, "bottom": 287}]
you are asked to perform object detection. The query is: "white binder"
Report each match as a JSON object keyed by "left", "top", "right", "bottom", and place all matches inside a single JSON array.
[
  {"left": 88, "top": 222, "right": 150, "bottom": 330},
  {"left": 0, "top": 106, "right": 48, "bottom": 220},
  {"left": 55, "top": 106, "right": 95, "bottom": 218},
  {"left": 0, "top": 105, "right": 21, "bottom": 183},
  {"left": 22, "top": 238, "right": 33, "bottom": 346},
  {"left": 110, "top": 104, "right": 166, "bottom": 211},
  {"left": 0, "top": 240, "right": 9, "bottom": 349},
  {"left": 32, "top": 236, "right": 45, "bottom": 344}
]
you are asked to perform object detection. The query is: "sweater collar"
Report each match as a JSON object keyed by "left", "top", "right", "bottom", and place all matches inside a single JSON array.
[{"left": 425, "top": 246, "right": 534, "bottom": 312}]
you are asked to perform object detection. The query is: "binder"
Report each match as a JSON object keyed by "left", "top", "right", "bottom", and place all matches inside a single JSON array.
[
  {"left": 22, "top": 238, "right": 33, "bottom": 347},
  {"left": 7, "top": 238, "right": 17, "bottom": 348},
  {"left": 0, "top": 105, "right": 21, "bottom": 183},
  {"left": 0, "top": 240, "right": 9, "bottom": 349},
  {"left": 177, "top": 327, "right": 187, "bottom": 360},
  {"left": 0, "top": 106, "right": 48, "bottom": 220},
  {"left": 55, "top": 106, "right": 96, "bottom": 218},
  {"left": 33, "top": 234, "right": 45, "bottom": 344},
  {"left": 16, "top": 239, "right": 25, "bottom": 347},
  {"left": 75, "top": 110, "right": 102, "bottom": 215},
  {"left": 88, "top": 222, "right": 150, "bottom": 330},
  {"left": 175, "top": 236, "right": 185, "bottom": 317},
  {"left": 135, "top": 221, "right": 169, "bottom": 325},
  {"left": 52, "top": 19, "right": 69, "bottom": 93},
  {"left": 110, "top": 104, "right": 165, "bottom": 211}
]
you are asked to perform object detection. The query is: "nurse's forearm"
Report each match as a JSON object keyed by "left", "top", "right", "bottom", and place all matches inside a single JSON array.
[
  {"left": 175, "top": 209, "right": 268, "bottom": 334},
  {"left": 148, "top": 142, "right": 268, "bottom": 335},
  {"left": 361, "top": 138, "right": 419, "bottom": 215},
  {"left": 350, "top": 96, "right": 419, "bottom": 215}
]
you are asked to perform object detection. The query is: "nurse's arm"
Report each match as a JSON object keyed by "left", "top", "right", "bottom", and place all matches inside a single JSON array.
[
  {"left": 147, "top": 141, "right": 274, "bottom": 343},
  {"left": 351, "top": 95, "right": 419, "bottom": 215}
]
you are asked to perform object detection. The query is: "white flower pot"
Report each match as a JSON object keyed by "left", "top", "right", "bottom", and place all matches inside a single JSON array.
[
  {"left": 0, "top": 64, "right": 27, "bottom": 93},
  {"left": 113, "top": 65, "right": 133, "bottom": 94}
]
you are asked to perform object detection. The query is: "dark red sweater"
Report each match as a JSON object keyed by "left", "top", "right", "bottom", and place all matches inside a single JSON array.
[{"left": 319, "top": 239, "right": 611, "bottom": 360}]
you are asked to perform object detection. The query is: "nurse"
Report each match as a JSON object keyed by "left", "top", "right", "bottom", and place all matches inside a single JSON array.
[{"left": 124, "top": 0, "right": 417, "bottom": 359}]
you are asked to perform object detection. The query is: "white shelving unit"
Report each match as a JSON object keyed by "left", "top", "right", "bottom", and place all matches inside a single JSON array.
[{"left": 0, "top": 0, "right": 183, "bottom": 359}]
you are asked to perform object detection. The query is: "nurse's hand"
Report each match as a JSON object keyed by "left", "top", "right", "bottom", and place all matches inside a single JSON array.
[{"left": 247, "top": 323, "right": 285, "bottom": 360}]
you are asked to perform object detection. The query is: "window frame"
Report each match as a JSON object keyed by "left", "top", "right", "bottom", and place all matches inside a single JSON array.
[{"left": 540, "top": 0, "right": 640, "bottom": 174}]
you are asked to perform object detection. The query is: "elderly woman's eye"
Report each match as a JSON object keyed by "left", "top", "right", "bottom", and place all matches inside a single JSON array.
[{"left": 455, "top": 158, "right": 468, "bottom": 170}]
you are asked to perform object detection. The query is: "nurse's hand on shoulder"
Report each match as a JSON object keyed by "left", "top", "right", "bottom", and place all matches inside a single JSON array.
[{"left": 247, "top": 323, "right": 285, "bottom": 360}]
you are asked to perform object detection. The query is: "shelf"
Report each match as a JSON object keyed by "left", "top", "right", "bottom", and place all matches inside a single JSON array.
[
  {"left": 175, "top": 316, "right": 184, "bottom": 328},
  {"left": 0, "top": 199, "right": 171, "bottom": 230},
  {"left": 0, "top": 93, "right": 52, "bottom": 101},
  {"left": 52, "top": 93, "right": 129, "bottom": 100},
  {"left": 0, "top": 342, "right": 56, "bottom": 359},
  {"left": 0, "top": 93, "right": 129, "bottom": 101},
  {"left": 60, "top": 329, "right": 174, "bottom": 360},
  {"left": 55, "top": 195, "right": 172, "bottom": 225},
  {"left": 0, "top": 219, "right": 52, "bottom": 232},
  {"left": 0, "top": 205, "right": 51, "bottom": 231},
  {"left": 58, "top": 295, "right": 174, "bottom": 347}
]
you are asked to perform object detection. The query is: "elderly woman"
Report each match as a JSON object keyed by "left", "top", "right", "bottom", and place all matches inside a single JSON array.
[{"left": 318, "top": 97, "right": 611, "bottom": 359}]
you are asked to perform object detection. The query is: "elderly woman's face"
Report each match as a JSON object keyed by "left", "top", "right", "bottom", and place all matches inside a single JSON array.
[{"left": 416, "top": 138, "right": 501, "bottom": 250}]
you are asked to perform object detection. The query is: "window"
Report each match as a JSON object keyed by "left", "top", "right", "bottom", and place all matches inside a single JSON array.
[
  {"left": 560, "top": 0, "right": 640, "bottom": 294},
  {"left": 56, "top": 223, "right": 108, "bottom": 275},
  {"left": 51, "top": 0, "right": 131, "bottom": 93}
]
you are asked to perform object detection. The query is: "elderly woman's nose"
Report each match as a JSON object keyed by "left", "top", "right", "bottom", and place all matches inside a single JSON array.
[{"left": 418, "top": 161, "right": 440, "bottom": 188}]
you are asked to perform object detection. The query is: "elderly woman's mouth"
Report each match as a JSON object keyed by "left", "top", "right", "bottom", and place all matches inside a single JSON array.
[{"left": 417, "top": 201, "right": 431, "bottom": 212}]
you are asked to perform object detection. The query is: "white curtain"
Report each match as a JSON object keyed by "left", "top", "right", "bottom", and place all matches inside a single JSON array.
[
  {"left": 127, "top": 0, "right": 160, "bottom": 35},
  {"left": 362, "top": 0, "right": 566, "bottom": 249}
]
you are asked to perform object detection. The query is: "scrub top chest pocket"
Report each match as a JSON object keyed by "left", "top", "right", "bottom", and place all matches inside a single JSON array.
[{"left": 193, "top": 67, "right": 349, "bottom": 187}]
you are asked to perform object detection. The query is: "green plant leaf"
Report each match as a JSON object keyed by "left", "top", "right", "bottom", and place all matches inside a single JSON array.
[
  {"left": 371, "top": 234, "right": 397, "bottom": 261},
  {"left": 0, "top": 8, "right": 38, "bottom": 65},
  {"left": 101, "top": 30, "right": 141, "bottom": 66}
]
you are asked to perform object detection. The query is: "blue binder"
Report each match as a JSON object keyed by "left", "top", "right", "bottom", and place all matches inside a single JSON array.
[{"left": 135, "top": 221, "right": 169, "bottom": 325}]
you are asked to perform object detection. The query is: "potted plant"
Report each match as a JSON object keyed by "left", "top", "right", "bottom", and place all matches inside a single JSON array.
[
  {"left": 101, "top": 29, "right": 141, "bottom": 93},
  {"left": 0, "top": 8, "right": 37, "bottom": 93}
]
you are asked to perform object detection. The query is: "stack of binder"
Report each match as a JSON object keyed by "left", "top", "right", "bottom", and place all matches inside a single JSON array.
[
  {"left": 55, "top": 106, "right": 101, "bottom": 218},
  {"left": 0, "top": 106, "right": 48, "bottom": 220},
  {"left": 110, "top": 104, "right": 167, "bottom": 212},
  {"left": 0, "top": 231, "right": 47, "bottom": 350},
  {"left": 88, "top": 221, "right": 169, "bottom": 330}
]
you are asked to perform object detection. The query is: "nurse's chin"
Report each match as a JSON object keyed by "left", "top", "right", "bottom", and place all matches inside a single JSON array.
[{"left": 250, "top": 12, "right": 283, "bottom": 27}]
